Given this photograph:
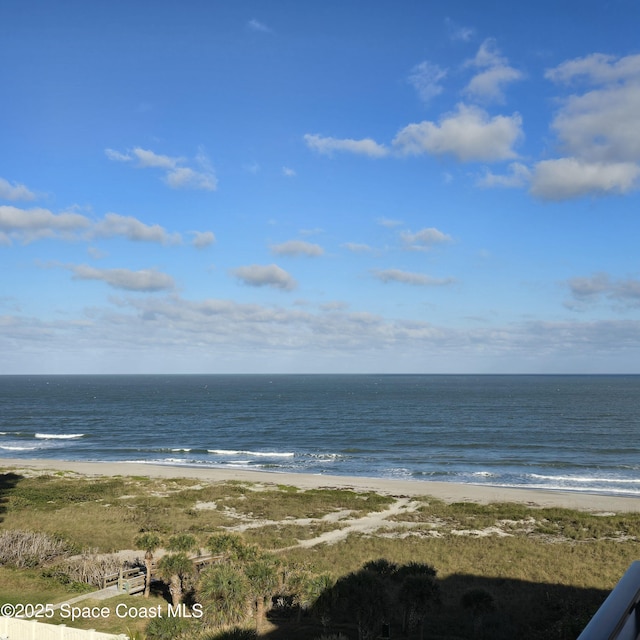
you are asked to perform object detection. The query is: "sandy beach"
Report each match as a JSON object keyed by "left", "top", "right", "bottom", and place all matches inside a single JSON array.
[{"left": 2, "top": 457, "right": 640, "bottom": 513}]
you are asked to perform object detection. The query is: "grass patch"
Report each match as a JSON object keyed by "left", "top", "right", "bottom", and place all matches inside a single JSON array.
[
  {"left": 391, "top": 497, "right": 640, "bottom": 541},
  {"left": 1, "top": 466, "right": 638, "bottom": 639},
  {"left": 45, "top": 594, "right": 168, "bottom": 635},
  {"left": 0, "top": 565, "right": 72, "bottom": 604}
]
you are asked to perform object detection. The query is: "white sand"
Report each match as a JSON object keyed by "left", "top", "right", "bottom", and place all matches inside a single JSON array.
[{"left": 2, "top": 457, "right": 640, "bottom": 512}]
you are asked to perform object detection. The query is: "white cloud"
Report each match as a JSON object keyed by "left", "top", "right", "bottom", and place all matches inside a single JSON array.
[
  {"left": 343, "top": 242, "right": 374, "bottom": 253},
  {"left": 567, "top": 273, "right": 611, "bottom": 300},
  {"left": 104, "top": 148, "right": 133, "bottom": 163},
  {"left": 532, "top": 53, "right": 640, "bottom": 200},
  {"left": 408, "top": 61, "right": 448, "bottom": 103},
  {"left": 247, "top": 19, "right": 272, "bottom": 33},
  {"left": 68, "top": 265, "right": 176, "bottom": 292},
  {"left": 566, "top": 272, "right": 640, "bottom": 309},
  {"left": 530, "top": 158, "right": 640, "bottom": 200},
  {"left": 545, "top": 52, "right": 640, "bottom": 85},
  {"left": 94, "top": 213, "right": 181, "bottom": 244},
  {"left": 467, "top": 38, "right": 506, "bottom": 68},
  {"left": 270, "top": 240, "right": 324, "bottom": 257},
  {"left": 299, "top": 227, "right": 323, "bottom": 237},
  {"left": 0, "top": 205, "right": 91, "bottom": 243},
  {"left": 106, "top": 147, "right": 180, "bottom": 169},
  {"left": 319, "top": 300, "right": 349, "bottom": 311},
  {"left": 6, "top": 294, "right": 640, "bottom": 373},
  {"left": 304, "top": 134, "right": 389, "bottom": 158},
  {"left": 282, "top": 166, "right": 296, "bottom": 177},
  {"left": 465, "top": 65, "right": 523, "bottom": 103},
  {"left": 191, "top": 231, "right": 216, "bottom": 249},
  {"left": 131, "top": 148, "right": 179, "bottom": 169},
  {"left": 444, "top": 18, "right": 475, "bottom": 42},
  {"left": 106, "top": 146, "right": 217, "bottom": 191},
  {"left": 0, "top": 177, "right": 37, "bottom": 202},
  {"left": 462, "top": 39, "right": 523, "bottom": 104},
  {"left": 377, "top": 217, "right": 403, "bottom": 228},
  {"left": 477, "top": 162, "right": 531, "bottom": 188},
  {"left": 373, "top": 269, "right": 454, "bottom": 286},
  {"left": 0, "top": 206, "right": 210, "bottom": 247},
  {"left": 400, "top": 227, "right": 453, "bottom": 251},
  {"left": 549, "top": 83, "right": 640, "bottom": 164},
  {"left": 231, "top": 264, "right": 297, "bottom": 291},
  {"left": 392, "top": 104, "right": 523, "bottom": 162},
  {"left": 165, "top": 166, "right": 217, "bottom": 191}
]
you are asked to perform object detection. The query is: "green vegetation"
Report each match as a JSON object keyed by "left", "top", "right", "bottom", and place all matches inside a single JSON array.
[{"left": 1, "top": 467, "right": 639, "bottom": 638}]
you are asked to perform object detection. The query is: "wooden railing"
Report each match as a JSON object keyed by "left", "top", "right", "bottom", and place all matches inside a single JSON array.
[
  {"left": 192, "top": 553, "right": 225, "bottom": 570},
  {"left": 102, "top": 567, "right": 146, "bottom": 594},
  {"left": 102, "top": 554, "right": 225, "bottom": 594}
]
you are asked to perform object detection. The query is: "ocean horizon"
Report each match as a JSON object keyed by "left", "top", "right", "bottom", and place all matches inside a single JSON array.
[{"left": 1, "top": 373, "right": 639, "bottom": 497}]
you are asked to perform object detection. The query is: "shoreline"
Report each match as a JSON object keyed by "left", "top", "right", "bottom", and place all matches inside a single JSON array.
[{"left": 2, "top": 457, "right": 640, "bottom": 512}]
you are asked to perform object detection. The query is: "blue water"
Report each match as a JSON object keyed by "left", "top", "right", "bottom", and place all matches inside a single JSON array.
[{"left": 1, "top": 374, "right": 639, "bottom": 496}]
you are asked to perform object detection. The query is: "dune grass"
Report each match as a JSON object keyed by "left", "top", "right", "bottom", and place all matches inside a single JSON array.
[{"left": 1, "top": 467, "right": 638, "bottom": 638}]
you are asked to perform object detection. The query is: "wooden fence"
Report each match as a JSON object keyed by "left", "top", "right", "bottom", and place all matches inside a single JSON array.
[{"left": 0, "top": 616, "right": 128, "bottom": 640}]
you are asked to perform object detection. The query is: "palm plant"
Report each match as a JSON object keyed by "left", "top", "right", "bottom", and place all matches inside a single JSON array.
[
  {"left": 244, "top": 555, "right": 280, "bottom": 631},
  {"left": 134, "top": 532, "right": 162, "bottom": 598},
  {"left": 198, "top": 564, "right": 251, "bottom": 630},
  {"left": 156, "top": 552, "right": 195, "bottom": 607},
  {"left": 289, "top": 570, "right": 334, "bottom": 623},
  {"left": 333, "top": 569, "right": 389, "bottom": 640},
  {"left": 167, "top": 533, "right": 197, "bottom": 554},
  {"left": 397, "top": 574, "right": 439, "bottom": 640},
  {"left": 461, "top": 588, "right": 496, "bottom": 638},
  {"left": 145, "top": 615, "right": 192, "bottom": 640},
  {"left": 393, "top": 561, "right": 437, "bottom": 582},
  {"left": 206, "top": 532, "right": 258, "bottom": 561},
  {"left": 362, "top": 558, "right": 399, "bottom": 579}
]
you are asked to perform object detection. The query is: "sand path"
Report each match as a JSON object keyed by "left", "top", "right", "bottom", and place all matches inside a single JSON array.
[{"left": 284, "top": 497, "right": 420, "bottom": 549}]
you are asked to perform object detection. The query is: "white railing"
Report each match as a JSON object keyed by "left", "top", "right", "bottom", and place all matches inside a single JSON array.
[
  {"left": 578, "top": 561, "right": 640, "bottom": 640},
  {"left": 0, "top": 616, "right": 128, "bottom": 640}
]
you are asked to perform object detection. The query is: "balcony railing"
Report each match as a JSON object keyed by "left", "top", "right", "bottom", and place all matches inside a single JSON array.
[{"left": 578, "top": 561, "right": 640, "bottom": 640}]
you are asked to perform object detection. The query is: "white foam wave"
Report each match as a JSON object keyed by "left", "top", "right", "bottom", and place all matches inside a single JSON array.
[
  {"left": 171, "top": 448, "right": 192, "bottom": 452},
  {"left": 507, "top": 482, "right": 640, "bottom": 497},
  {"left": 35, "top": 433, "right": 85, "bottom": 440},
  {"left": 529, "top": 473, "right": 640, "bottom": 484},
  {"left": 0, "top": 445, "right": 38, "bottom": 451},
  {"left": 208, "top": 449, "right": 294, "bottom": 458}
]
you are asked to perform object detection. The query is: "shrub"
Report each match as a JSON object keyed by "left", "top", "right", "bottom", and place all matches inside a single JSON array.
[
  {"left": 44, "top": 552, "right": 130, "bottom": 587},
  {"left": 145, "top": 615, "right": 193, "bottom": 640},
  {"left": 0, "top": 529, "right": 69, "bottom": 568}
]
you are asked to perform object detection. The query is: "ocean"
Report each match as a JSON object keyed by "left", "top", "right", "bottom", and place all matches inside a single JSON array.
[{"left": 1, "top": 374, "right": 639, "bottom": 497}]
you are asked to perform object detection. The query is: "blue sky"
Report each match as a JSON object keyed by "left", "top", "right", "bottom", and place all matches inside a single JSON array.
[{"left": 2, "top": 0, "right": 640, "bottom": 374}]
